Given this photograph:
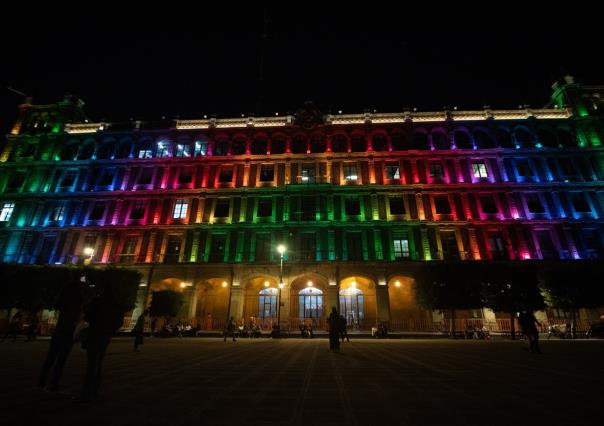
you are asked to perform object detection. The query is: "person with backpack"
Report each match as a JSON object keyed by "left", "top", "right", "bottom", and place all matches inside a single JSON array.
[{"left": 74, "top": 285, "right": 123, "bottom": 402}]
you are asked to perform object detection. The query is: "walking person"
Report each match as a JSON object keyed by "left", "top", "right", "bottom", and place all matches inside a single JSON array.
[
  {"left": 39, "top": 281, "right": 83, "bottom": 392},
  {"left": 132, "top": 310, "right": 148, "bottom": 351},
  {"left": 224, "top": 316, "right": 237, "bottom": 342},
  {"left": 74, "top": 285, "right": 124, "bottom": 402},
  {"left": 339, "top": 314, "right": 350, "bottom": 343},
  {"left": 2, "top": 312, "right": 22, "bottom": 343},
  {"left": 26, "top": 312, "right": 40, "bottom": 342},
  {"left": 328, "top": 307, "right": 341, "bottom": 353},
  {"left": 518, "top": 310, "right": 542, "bottom": 354}
]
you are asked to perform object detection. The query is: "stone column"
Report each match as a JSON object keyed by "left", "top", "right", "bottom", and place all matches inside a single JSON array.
[{"left": 376, "top": 285, "right": 390, "bottom": 323}]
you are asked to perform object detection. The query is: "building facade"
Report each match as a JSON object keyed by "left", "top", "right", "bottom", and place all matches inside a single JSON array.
[{"left": 1, "top": 77, "right": 603, "bottom": 331}]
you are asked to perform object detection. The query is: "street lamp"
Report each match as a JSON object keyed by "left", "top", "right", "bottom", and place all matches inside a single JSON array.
[
  {"left": 276, "top": 244, "right": 286, "bottom": 334},
  {"left": 83, "top": 247, "right": 94, "bottom": 265}
]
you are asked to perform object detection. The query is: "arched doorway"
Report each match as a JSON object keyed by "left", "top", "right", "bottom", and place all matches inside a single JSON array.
[
  {"left": 195, "top": 278, "right": 229, "bottom": 331},
  {"left": 243, "top": 276, "right": 279, "bottom": 328},
  {"left": 340, "top": 276, "right": 376, "bottom": 329},
  {"left": 289, "top": 275, "right": 329, "bottom": 330},
  {"left": 258, "top": 288, "right": 278, "bottom": 320},
  {"left": 298, "top": 287, "right": 324, "bottom": 320}
]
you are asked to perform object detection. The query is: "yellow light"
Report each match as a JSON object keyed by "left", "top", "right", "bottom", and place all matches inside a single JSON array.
[
  {"left": 264, "top": 280, "right": 270, "bottom": 287},
  {"left": 351, "top": 281, "right": 357, "bottom": 288},
  {"left": 395, "top": 280, "right": 401, "bottom": 287},
  {"left": 279, "top": 282, "right": 285, "bottom": 289},
  {"left": 83, "top": 247, "right": 94, "bottom": 256},
  {"left": 180, "top": 282, "right": 186, "bottom": 288},
  {"left": 307, "top": 281, "right": 313, "bottom": 287},
  {"left": 222, "top": 281, "right": 228, "bottom": 288},
  {"left": 277, "top": 244, "right": 286, "bottom": 255}
]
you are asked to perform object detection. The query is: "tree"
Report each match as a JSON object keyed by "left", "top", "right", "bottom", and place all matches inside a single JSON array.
[
  {"left": 84, "top": 267, "right": 141, "bottom": 311},
  {"left": 480, "top": 262, "right": 544, "bottom": 339},
  {"left": 539, "top": 261, "right": 604, "bottom": 338},
  {"left": 415, "top": 262, "right": 483, "bottom": 337},
  {"left": 149, "top": 290, "right": 183, "bottom": 324}
]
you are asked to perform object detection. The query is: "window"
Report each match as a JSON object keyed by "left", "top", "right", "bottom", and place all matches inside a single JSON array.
[
  {"left": 138, "top": 148, "right": 153, "bottom": 159},
  {"left": 258, "top": 288, "right": 278, "bottom": 319},
  {"left": 526, "top": 194, "right": 545, "bottom": 213},
  {"left": 385, "top": 162, "right": 401, "bottom": 179},
  {"left": 516, "top": 159, "right": 533, "bottom": 178},
  {"left": 0, "top": 202, "right": 15, "bottom": 222},
  {"left": 120, "top": 236, "right": 138, "bottom": 263},
  {"left": 98, "top": 170, "right": 114, "bottom": 186},
  {"left": 214, "top": 199, "right": 230, "bottom": 218},
  {"left": 345, "top": 198, "right": 360, "bottom": 216},
  {"left": 343, "top": 163, "right": 358, "bottom": 181},
  {"left": 346, "top": 233, "right": 363, "bottom": 260},
  {"left": 173, "top": 199, "right": 189, "bottom": 219},
  {"left": 301, "top": 165, "right": 316, "bottom": 183},
  {"left": 252, "top": 138, "right": 268, "bottom": 155},
  {"left": 138, "top": 168, "right": 154, "bottom": 185},
  {"left": 389, "top": 197, "right": 406, "bottom": 215},
  {"left": 480, "top": 196, "right": 498, "bottom": 214},
  {"left": 178, "top": 168, "right": 193, "bottom": 184},
  {"left": 156, "top": 141, "right": 171, "bottom": 158},
  {"left": 130, "top": 200, "right": 146, "bottom": 220},
  {"left": 257, "top": 199, "right": 272, "bottom": 217},
  {"left": 255, "top": 234, "right": 271, "bottom": 261},
  {"left": 441, "top": 231, "right": 459, "bottom": 260},
  {"left": 164, "top": 236, "right": 181, "bottom": 263},
  {"left": 219, "top": 167, "right": 233, "bottom": 183},
  {"left": 536, "top": 230, "right": 557, "bottom": 259},
  {"left": 350, "top": 135, "right": 366, "bottom": 152},
  {"left": 60, "top": 171, "right": 76, "bottom": 188},
  {"left": 558, "top": 158, "right": 575, "bottom": 177},
  {"left": 231, "top": 139, "right": 246, "bottom": 155},
  {"left": 194, "top": 140, "right": 208, "bottom": 156},
  {"left": 259, "top": 165, "right": 274, "bottom": 182},
  {"left": 213, "top": 140, "right": 229, "bottom": 156},
  {"left": 571, "top": 194, "right": 591, "bottom": 212},
  {"left": 175, "top": 143, "right": 191, "bottom": 158},
  {"left": 299, "top": 287, "right": 323, "bottom": 319},
  {"left": 331, "top": 135, "right": 347, "bottom": 153},
  {"left": 300, "top": 233, "right": 316, "bottom": 261},
  {"left": 429, "top": 162, "right": 444, "bottom": 179},
  {"left": 393, "top": 239, "right": 410, "bottom": 259},
  {"left": 209, "top": 234, "right": 226, "bottom": 262},
  {"left": 51, "top": 204, "right": 65, "bottom": 222},
  {"left": 89, "top": 203, "right": 106, "bottom": 221},
  {"left": 472, "top": 161, "right": 489, "bottom": 178},
  {"left": 6, "top": 172, "right": 26, "bottom": 190},
  {"left": 488, "top": 232, "right": 506, "bottom": 260},
  {"left": 434, "top": 196, "right": 451, "bottom": 214},
  {"left": 339, "top": 287, "right": 364, "bottom": 325},
  {"left": 301, "top": 196, "right": 316, "bottom": 221}
]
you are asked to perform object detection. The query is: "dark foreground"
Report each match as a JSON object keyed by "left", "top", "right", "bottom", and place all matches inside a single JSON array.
[{"left": 1, "top": 337, "right": 603, "bottom": 426}]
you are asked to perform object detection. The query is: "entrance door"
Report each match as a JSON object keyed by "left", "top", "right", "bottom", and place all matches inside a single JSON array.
[{"left": 339, "top": 288, "right": 364, "bottom": 327}]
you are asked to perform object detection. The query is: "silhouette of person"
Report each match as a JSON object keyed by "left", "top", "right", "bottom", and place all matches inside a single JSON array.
[
  {"left": 2, "top": 312, "right": 21, "bottom": 343},
  {"left": 39, "top": 280, "right": 83, "bottom": 392},
  {"left": 26, "top": 312, "right": 40, "bottom": 342},
  {"left": 224, "top": 316, "right": 237, "bottom": 342},
  {"left": 133, "top": 310, "right": 148, "bottom": 351},
  {"left": 518, "top": 310, "right": 542, "bottom": 354},
  {"left": 74, "top": 285, "right": 123, "bottom": 402},
  {"left": 339, "top": 314, "right": 350, "bottom": 343},
  {"left": 328, "top": 307, "right": 341, "bottom": 353}
]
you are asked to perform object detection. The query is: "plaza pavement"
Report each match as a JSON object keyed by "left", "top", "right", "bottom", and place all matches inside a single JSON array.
[{"left": 1, "top": 337, "right": 603, "bottom": 426}]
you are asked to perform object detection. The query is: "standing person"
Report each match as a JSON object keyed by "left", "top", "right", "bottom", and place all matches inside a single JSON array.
[
  {"left": 224, "top": 316, "right": 237, "bottom": 342},
  {"left": 339, "top": 314, "right": 350, "bottom": 343},
  {"left": 328, "top": 307, "right": 341, "bottom": 353},
  {"left": 39, "top": 281, "right": 83, "bottom": 392},
  {"left": 26, "top": 312, "right": 40, "bottom": 342},
  {"left": 74, "top": 285, "right": 123, "bottom": 402},
  {"left": 132, "top": 310, "right": 148, "bottom": 352},
  {"left": 518, "top": 310, "right": 542, "bottom": 354},
  {"left": 2, "top": 312, "right": 22, "bottom": 343}
]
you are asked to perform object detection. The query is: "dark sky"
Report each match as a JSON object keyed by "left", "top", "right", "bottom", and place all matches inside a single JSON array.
[{"left": 2, "top": 4, "right": 602, "bottom": 134}]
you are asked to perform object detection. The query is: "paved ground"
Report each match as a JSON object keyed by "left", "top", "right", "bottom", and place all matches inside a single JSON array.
[{"left": 1, "top": 337, "right": 603, "bottom": 426}]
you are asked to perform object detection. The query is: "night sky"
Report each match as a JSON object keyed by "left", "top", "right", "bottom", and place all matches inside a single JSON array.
[{"left": 2, "top": 5, "right": 602, "bottom": 134}]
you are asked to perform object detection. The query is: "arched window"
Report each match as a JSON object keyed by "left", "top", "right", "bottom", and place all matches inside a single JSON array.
[
  {"left": 474, "top": 130, "right": 496, "bottom": 149},
  {"left": 251, "top": 137, "right": 268, "bottom": 155},
  {"left": 339, "top": 287, "right": 364, "bottom": 326},
  {"left": 231, "top": 138, "right": 246, "bottom": 155},
  {"left": 331, "top": 135, "right": 348, "bottom": 153},
  {"left": 390, "top": 132, "right": 406, "bottom": 151},
  {"left": 412, "top": 132, "right": 430, "bottom": 150},
  {"left": 537, "top": 129, "right": 557, "bottom": 148},
  {"left": 310, "top": 135, "right": 326, "bottom": 153},
  {"left": 431, "top": 131, "right": 449, "bottom": 150},
  {"left": 258, "top": 288, "right": 278, "bottom": 319},
  {"left": 372, "top": 134, "right": 388, "bottom": 152},
  {"left": 454, "top": 131, "right": 473, "bottom": 149},
  {"left": 514, "top": 128, "right": 532, "bottom": 148},
  {"left": 496, "top": 129, "right": 513, "bottom": 148},
  {"left": 291, "top": 135, "right": 307, "bottom": 154},
  {"left": 213, "top": 139, "right": 229, "bottom": 156},
  {"left": 556, "top": 129, "right": 574, "bottom": 147},
  {"left": 156, "top": 140, "right": 171, "bottom": 158},
  {"left": 350, "top": 134, "right": 366, "bottom": 152},
  {"left": 298, "top": 287, "right": 323, "bottom": 319},
  {"left": 271, "top": 137, "right": 286, "bottom": 154}
]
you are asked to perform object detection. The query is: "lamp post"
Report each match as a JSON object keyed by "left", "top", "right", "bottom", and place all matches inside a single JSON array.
[
  {"left": 83, "top": 247, "right": 94, "bottom": 265},
  {"left": 276, "top": 244, "right": 286, "bottom": 334}
]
